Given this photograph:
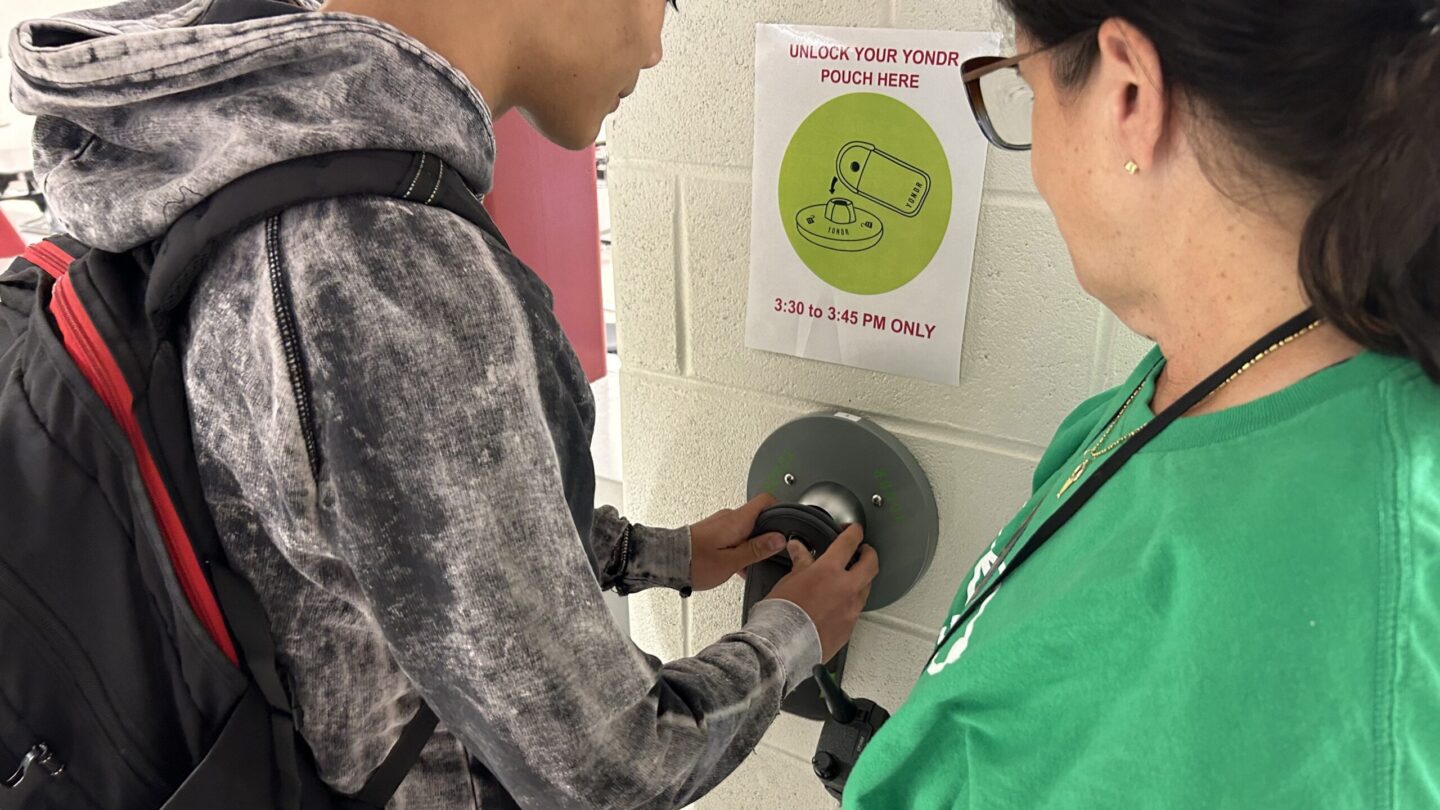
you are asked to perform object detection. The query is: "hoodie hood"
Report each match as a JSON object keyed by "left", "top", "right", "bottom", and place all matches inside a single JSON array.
[{"left": 8, "top": 0, "right": 496, "bottom": 251}]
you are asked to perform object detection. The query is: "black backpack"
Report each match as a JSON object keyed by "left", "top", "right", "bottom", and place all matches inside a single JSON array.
[{"left": 0, "top": 150, "right": 506, "bottom": 810}]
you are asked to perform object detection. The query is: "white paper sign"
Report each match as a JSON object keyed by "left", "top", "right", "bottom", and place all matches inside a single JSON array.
[{"left": 745, "top": 24, "right": 999, "bottom": 385}]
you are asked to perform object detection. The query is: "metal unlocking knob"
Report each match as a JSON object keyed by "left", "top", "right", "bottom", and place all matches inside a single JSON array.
[
  {"left": 750, "top": 504, "right": 839, "bottom": 562},
  {"left": 796, "top": 481, "right": 866, "bottom": 536},
  {"left": 749, "top": 481, "right": 865, "bottom": 566}
]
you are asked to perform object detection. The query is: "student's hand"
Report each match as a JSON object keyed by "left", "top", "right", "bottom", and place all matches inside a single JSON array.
[
  {"left": 765, "top": 525, "right": 877, "bottom": 662},
  {"left": 689, "top": 494, "right": 788, "bottom": 592}
]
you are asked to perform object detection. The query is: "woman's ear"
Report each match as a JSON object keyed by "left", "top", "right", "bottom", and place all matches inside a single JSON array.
[{"left": 1092, "top": 18, "right": 1168, "bottom": 172}]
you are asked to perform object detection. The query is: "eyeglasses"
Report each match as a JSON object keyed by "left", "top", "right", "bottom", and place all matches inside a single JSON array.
[{"left": 960, "top": 32, "right": 1091, "bottom": 152}]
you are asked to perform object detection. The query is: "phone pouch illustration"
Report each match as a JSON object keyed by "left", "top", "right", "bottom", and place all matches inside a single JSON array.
[{"left": 836, "top": 142, "right": 931, "bottom": 218}]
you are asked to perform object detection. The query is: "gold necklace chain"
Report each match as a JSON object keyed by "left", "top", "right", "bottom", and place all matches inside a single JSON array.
[{"left": 1057, "top": 319, "right": 1324, "bottom": 498}]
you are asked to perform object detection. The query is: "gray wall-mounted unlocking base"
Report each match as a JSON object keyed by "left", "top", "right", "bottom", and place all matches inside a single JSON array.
[{"left": 747, "top": 412, "right": 939, "bottom": 611}]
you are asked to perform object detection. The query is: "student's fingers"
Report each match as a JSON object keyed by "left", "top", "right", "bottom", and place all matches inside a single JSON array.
[
  {"left": 849, "top": 544, "right": 880, "bottom": 583},
  {"left": 787, "top": 539, "right": 815, "bottom": 571},
  {"left": 735, "top": 532, "right": 787, "bottom": 566},
  {"left": 733, "top": 493, "right": 779, "bottom": 527},
  {"left": 822, "top": 523, "right": 866, "bottom": 567}
]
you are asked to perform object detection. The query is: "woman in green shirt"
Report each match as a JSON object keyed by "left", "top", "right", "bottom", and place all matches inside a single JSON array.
[{"left": 844, "top": 1, "right": 1440, "bottom": 807}]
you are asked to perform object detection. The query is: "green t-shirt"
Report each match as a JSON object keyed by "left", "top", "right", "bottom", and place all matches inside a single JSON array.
[{"left": 844, "top": 349, "right": 1440, "bottom": 809}]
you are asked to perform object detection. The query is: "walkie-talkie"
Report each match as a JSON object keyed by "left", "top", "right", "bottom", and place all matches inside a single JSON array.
[{"left": 810, "top": 664, "right": 890, "bottom": 800}]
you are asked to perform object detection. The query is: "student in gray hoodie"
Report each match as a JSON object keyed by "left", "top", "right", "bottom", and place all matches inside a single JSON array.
[{"left": 7, "top": 0, "right": 879, "bottom": 806}]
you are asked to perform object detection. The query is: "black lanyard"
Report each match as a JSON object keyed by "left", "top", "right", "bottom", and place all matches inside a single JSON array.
[{"left": 927, "top": 308, "right": 1319, "bottom": 663}]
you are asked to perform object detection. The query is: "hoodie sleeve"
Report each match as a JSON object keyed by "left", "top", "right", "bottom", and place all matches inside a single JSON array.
[
  {"left": 591, "top": 506, "right": 695, "bottom": 595},
  {"left": 272, "top": 195, "right": 822, "bottom": 809}
]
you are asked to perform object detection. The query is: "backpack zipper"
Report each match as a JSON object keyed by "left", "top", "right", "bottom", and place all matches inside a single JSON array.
[
  {"left": 3, "top": 743, "right": 65, "bottom": 796},
  {"left": 0, "top": 572, "right": 169, "bottom": 792}
]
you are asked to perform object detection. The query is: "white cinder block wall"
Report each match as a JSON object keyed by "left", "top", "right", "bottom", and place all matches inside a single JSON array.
[{"left": 607, "top": 1, "right": 1154, "bottom": 808}]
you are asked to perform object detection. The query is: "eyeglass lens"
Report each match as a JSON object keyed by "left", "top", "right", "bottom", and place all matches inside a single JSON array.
[{"left": 978, "top": 66, "right": 1033, "bottom": 149}]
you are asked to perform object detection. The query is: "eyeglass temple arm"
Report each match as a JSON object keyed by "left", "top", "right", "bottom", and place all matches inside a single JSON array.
[
  {"left": 960, "top": 53, "right": 1027, "bottom": 82},
  {"left": 962, "top": 30, "right": 1089, "bottom": 82}
]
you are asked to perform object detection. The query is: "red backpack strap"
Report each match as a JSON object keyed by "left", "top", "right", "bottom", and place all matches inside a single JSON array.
[
  {"left": 20, "top": 240, "right": 75, "bottom": 279},
  {"left": 46, "top": 247, "right": 239, "bottom": 667}
]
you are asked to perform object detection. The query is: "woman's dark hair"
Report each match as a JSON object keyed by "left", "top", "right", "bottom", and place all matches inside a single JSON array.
[{"left": 1003, "top": 0, "right": 1440, "bottom": 380}]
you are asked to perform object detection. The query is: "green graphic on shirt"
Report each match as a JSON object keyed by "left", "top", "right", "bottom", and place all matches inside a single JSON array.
[{"left": 779, "top": 93, "right": 952, "bottom": 295}]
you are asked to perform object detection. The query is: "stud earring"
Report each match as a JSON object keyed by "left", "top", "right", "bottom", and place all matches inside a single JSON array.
[{"left": 1124, "top": 161, "right": 1140, "bottom": 175}]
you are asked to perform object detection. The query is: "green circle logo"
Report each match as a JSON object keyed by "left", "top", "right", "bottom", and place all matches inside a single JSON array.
[{"left": 779, "top": 93, "right": 952, "bottom": 295}]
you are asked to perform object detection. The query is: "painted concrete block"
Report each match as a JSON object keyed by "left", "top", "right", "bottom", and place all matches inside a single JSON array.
[
  {"left": 610, "top": 167, "right": 682, "bottom": 374},
  {"left": 1107, "top": 319, "right": 1157, "bottom": 389},
  {"left": 609, "top": 0, "right": 890, "bottom": 170},
  {"left": 983, "top": 147, "right": 1040, "bottom": 195},
  {"left": 893, "top": 0, "right": 1009, "bottom": 33}
]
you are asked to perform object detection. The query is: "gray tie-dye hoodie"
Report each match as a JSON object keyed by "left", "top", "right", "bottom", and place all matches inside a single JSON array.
[{"left": 7, "top": 0, "right": 822, "bottom": 807}]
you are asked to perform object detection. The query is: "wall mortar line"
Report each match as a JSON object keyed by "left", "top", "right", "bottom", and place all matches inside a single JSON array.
[
  {"left": 628, "top": 366, "right": 1047, "bottom": 462},
  {"left": 1088, "top": 312, "right": 1117, "bottom": 393},
  {"left": 863, "top": 611, "right": 943, "bottom": 641},
  {"left": 757, "top": 741, "right": 812, "bottom": 767},
  {"left": 674, "top": 175, "right": 692, "bottom": 376}
]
